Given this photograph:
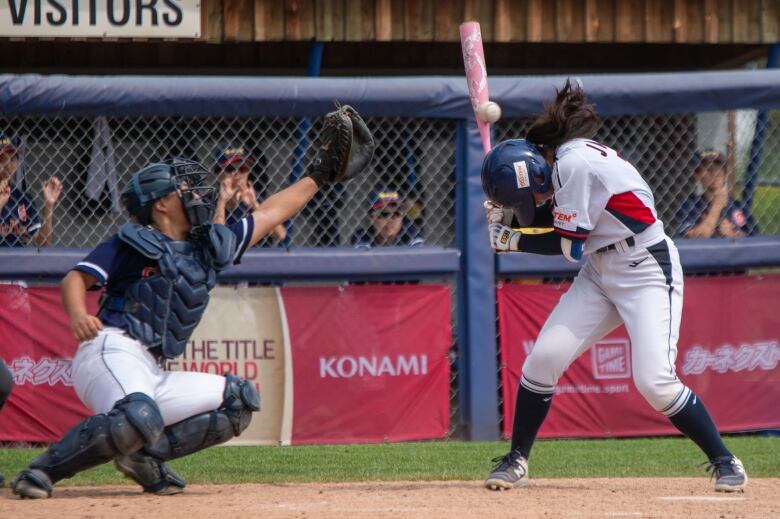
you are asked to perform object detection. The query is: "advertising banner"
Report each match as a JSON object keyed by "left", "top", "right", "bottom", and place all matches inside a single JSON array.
[
  {"left": 281, "top": 284, "right": 452, "bottom": 444},
  {"left": 0, "top": 283, "right": 453, "bottom": 445},
  {"left": 497, "top": 275, "right": 780, "bottom": 438},
  {"left": 164, "top": 285, "right": 291, "bottom": 445},
  {"left": 0, "top": 284, "right": 94, "bottom": 441}
]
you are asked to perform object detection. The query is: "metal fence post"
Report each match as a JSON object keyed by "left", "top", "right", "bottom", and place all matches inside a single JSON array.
[
  {"left": 455, "top": 119, "right": 500, "bottom": 441},
  {"left": 744, "top": 42, "right": 779, "bottom": 210},
  {"left": 285, "top": 41, "right": 325, "bottom": 246}
]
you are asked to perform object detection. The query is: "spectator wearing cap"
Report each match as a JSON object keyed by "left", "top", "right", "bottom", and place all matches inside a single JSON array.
[
  {"left": 0, "top": 132, "right": 63, "bottom": 247},
  {"left": 212, "top": 145, "right": 286, "bottom": 243},
  {"left": 674, "top": 149, "right": 758, "bottom": 239},
  {"left": 350, "top": 190, "right": 424, "bottom": 248}
]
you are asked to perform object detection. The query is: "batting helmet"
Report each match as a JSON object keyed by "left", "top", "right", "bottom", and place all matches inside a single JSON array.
[
  {"left": 121, "top": 158, "right": 216, "bottom": 229},
  {"left": 481, "top": 139, "right": 553, "bottom": 226}
]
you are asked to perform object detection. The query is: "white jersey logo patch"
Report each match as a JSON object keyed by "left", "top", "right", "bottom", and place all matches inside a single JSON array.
[
  {"left": 553, "top": 207, "right": 578, "bottom": 231},
  {"left": 513, "top": 161, "right": 530, "bottom": 189}
]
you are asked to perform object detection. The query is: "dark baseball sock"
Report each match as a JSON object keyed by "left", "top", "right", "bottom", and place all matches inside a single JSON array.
[
  {"left": 510, "top": 385, "right": 553, "bottom": 459},
  {"left": 667, "top": 392, "right": 731, "bottom": 460}
]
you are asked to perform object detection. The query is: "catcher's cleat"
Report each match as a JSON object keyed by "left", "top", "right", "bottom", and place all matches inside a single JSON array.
[
  {"left": 115, "top": 454, "right": 186, "bottom": 496},
  {"left": 707, "top": 456, "right": 748, "bottom": 493},
  {"left": 11, "top": 469, "right": 53, "bottom": 499},
  {"left": 484, "top": 451, "right": 529, "bottom": 491}
]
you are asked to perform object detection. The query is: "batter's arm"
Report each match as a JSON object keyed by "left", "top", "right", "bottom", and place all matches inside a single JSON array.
[
  {"left": 61, "top": 270, "right": 104, "bottom": 341},
  {"left": 490, "top": 225, "right": 585, "bottom": 263}
]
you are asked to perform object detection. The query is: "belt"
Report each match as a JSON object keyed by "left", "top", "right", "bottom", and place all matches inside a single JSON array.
[{"left": 596, "top": 236, "right": 635, "bottom": 254}]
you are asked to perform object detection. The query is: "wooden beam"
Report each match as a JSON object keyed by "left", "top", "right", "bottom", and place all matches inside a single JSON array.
[
  {"left": 734, "top": 0, "right": 763, "bottom": 43},
  {"left": 494, "top": 0, "right": 528, "bottom": 42},
  {"left": 761, "top": 0, "right": 779, "bottom": 42},
  {"left": 315, "top": 0, "right": 346, "bottom": 40},
  {"left": 556, "top": 0, "right": 585, "bottom": 42},
  {"left": 375, "top": 0, "right": 392, "bottom": 40},
  {"left": 527, "top": 0, "right": 544, "bottom": 41},
  {"left": 390, "top": 0, "right": 405, "bottom": 39},
  {"left": 435, "top": 0, "right": 462, "bottom": 41},
  {"left": 673, "top": 0, "right": 687, "bottom": 42},
  {"left": 585, "top": 0, "right": 615, "bottom": 42},
  {"left": 681, "top": 0, "right": 705, "bottom": 42},
  {"left": 202, "top": 0, "right": 224, "bottom": 42},
  {"left": 345, "top": 0, "right": 369, "bottom": 40},
  {"left": 704, "top": 0, "right": 719, "bottom": 41},
  {"left": 223, "top": 0, "right": 254, "bottom": 41},
  {"left": 407, "top": 0, "right": 435, "bottom": 40},
  {"left": 616, "top": 0, "right": 644, "bottom": 42},
  {"left": 541, "top": 0, "right": 557, "bottom": 41},
  {"left": 461, "top": 0, "right": 495, "bottom": 40},
  {"left": 717, "top": 0, "right": 732, "bottom": 42},
  {"left": 645, "top": 0, "right": 673, "bottom": 42},
  {"left": 255, "top": 0, "right": 286, "bottom": 41}
]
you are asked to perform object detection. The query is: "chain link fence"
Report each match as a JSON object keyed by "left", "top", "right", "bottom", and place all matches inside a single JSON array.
[
  {"left": 496, "top": 110, "right": 780, "bottom": 237},
  {"left": 1, "top": 116, "right": 456, "bottom": 248},
  {"left": 3, "top": 109, "right": 779, "bottom": 249}
]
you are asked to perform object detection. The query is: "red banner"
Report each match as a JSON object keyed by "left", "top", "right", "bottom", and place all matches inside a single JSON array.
[
  {"left": 282, "top": 284, "right": 452, "bottom": 444},
  {"left": 0, "top": 285, "right": 96, "bottom": 441},
  {"left": 497, "top": 275, "right": 780, "bottom": 438},
  {"left": 0, "top": 283, "right": 452, "bottom": 445}
]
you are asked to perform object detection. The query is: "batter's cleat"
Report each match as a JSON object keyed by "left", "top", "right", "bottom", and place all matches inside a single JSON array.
[
  {"left": 707, "top": 456, "right": 748, "bottom": 493},
  {"left": 484, "top": 451, "right": 529, "bottom": 491},
  {"left": 115, "top": 454, "right": 186, "bottom": 496},
  {"left": 11, "top": 469, "right": 53, "bottom": 499}
]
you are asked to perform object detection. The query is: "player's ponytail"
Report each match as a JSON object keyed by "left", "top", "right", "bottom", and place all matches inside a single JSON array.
[{"left": 526, "top": 79, "right": 599, "bottom": 149}]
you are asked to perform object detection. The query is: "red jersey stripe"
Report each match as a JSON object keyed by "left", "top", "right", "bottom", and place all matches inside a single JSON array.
[
  {"left": 554, "top": 227, "right": 589, "bottom": 239},
  {"left": 606, "top": 191, "right": 656, "bottom": 224}
]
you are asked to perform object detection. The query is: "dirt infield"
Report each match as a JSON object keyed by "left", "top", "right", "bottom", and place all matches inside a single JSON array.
[{"left": 2, "top": 478, "right": 778, "bottom": 519}]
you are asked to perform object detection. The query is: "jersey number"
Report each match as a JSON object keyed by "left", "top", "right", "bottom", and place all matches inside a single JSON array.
[
  {"left": 585, "top": 140, "right": 608, "bottom": 157},
  {"left": 585, "top": 139, "right": 630, "bottom": 163}
]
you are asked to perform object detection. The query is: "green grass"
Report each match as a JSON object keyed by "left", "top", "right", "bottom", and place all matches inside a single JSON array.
[
  {"left": 1, "top": 436, "right": 778, "bottom": 486},
  {"left": 753, "top": 184, "right": 780, "bottom": 235}
]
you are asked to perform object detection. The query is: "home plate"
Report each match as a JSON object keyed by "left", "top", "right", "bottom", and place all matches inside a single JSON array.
[{"left": 657, "top": 496, "right": 747, "bottom": 502}]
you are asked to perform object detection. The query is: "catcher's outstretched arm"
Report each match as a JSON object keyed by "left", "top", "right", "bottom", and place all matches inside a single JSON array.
[{"left": 247, "top": 177, "right": 319, "bottom": 247}]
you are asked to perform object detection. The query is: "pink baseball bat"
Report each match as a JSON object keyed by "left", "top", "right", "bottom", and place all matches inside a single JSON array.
[{"left": 459, "top": 21, "right": 492, "bottom": 154}]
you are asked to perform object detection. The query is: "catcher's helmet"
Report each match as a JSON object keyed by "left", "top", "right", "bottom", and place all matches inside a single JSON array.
[
  {"left": 121, "top": 158, "right": 216, "bottom": 229},
  {"left": 481, "top": 139, "right": 553, "bottom": 226}
]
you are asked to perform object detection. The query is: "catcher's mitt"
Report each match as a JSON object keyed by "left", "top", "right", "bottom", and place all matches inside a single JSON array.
[{"left": 307, "top": 104, "right": 375, "bottom": 186}]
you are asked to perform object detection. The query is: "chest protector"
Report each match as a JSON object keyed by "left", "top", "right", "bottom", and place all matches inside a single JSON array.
[{"left": 116, "top": 223, "right": 237, "bottom": 359}]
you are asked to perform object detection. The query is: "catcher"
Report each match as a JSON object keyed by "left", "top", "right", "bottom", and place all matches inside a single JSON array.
[{"left": 11, "top": 105, "right": 373, "bottom": 498}]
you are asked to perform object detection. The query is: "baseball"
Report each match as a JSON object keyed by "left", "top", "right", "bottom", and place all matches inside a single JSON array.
[{"left": 477, "top": 101, "right": 502, "bottom": 124}]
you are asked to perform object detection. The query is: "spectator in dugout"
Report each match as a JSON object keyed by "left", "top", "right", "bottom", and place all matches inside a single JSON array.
[
  {"left": 0, "top": 132, "right": 63, "bottom": 247},
  {"left": 674, "top": 149, "right": 758, "bottom": 239},
  {"left": 351, "top": 190, "right": 424, "bottom": 248},
  {"left": 212, "top": 145, "right": 286, "bottom": 243}
]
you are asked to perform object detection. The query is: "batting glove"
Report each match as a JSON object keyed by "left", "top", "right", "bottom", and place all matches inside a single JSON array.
[
  {"left": 484, "top": 200, "right": 514, "bottom": 226},
  {"left": 489, "top": 223, "right": 521, "bottom": 253}
]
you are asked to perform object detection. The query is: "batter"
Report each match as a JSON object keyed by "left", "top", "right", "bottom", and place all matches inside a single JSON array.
[{"left": 481, "top": 81, "right": 747, "bottom": 493}]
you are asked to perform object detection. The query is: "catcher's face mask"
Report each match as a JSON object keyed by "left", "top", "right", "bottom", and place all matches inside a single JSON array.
[{"left": 166, "top": 158, "right": 217, "bottom": 232}]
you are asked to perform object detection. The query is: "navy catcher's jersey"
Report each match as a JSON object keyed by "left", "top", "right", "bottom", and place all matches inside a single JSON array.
[
  {"left": 73, "top": 217, "right": 255, "bottom": 329},
  {"left": 0, "top": 188, "right": 41, "bottom": 247},
  {"left": 225, "top": 199, "right": 255, "bottom": 227}
]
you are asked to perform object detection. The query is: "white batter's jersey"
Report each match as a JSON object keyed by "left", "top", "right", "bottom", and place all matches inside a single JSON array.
[{"left": 551, "top": 138, "right": 665, "bottom": 255}]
